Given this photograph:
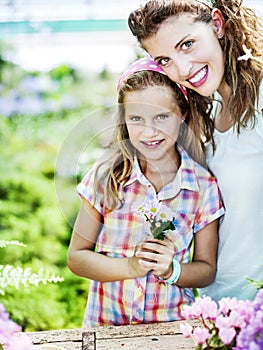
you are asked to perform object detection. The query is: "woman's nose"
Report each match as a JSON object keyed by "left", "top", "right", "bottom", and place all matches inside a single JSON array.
[{"left": 170, "top": 54, "right": 193, "bottom": 80}]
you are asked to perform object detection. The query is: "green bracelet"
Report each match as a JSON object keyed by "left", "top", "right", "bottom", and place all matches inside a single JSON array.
[{"left": 159, "top": 256, "right": 181, "bottom": 285}]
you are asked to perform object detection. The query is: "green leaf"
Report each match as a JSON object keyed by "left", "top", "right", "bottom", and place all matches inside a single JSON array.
[{"left": 151, "top": 219, "right": 175, "bottom": 240}]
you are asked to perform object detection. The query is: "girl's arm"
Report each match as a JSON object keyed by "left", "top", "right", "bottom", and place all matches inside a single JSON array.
[
  {"left": 67, "top": 199, "right": 151, "bottom": 282},
  {"left": 135, "top": 219, "right": 218, "bottom": 288},
  {"left": 177, "top": 219, "right": 218, "bottom": 288}
]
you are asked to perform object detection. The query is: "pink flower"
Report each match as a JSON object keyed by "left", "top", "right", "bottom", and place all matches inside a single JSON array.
[
  {"left": 181, "top": 302, "right": 201, "bottom": 319},
  {"left": 5, "top": 333, "right": 34, "bottom": 350},
  {"left": 0, "top": 303, "right": 34, "bottom": 350},
  {"left": 182, "top": 296, "right": 218, "bottom": 320},
  {"left": 180, "top": 323, "right": 193, "bottom": 337},
  {"left": 181, "top": 289, "right": 263, "bottom": 349},
  {"left": 196, "top": 296, "right": 218, "bottom": 320},
  {"left": 218, "top": 297, "right": 238, "bottom": 315},
  {"left": 193, "top": 327, "right": 210, "bottom": 345},
  {"left": 215, "top": 314, "right": 230, "bottom": 329},
  {"left": 218, "top": 327, "right": 236, "bottom": 345}
]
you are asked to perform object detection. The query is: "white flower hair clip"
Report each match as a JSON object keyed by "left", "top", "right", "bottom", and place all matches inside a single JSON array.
[
  {"left": 238, "top": 44, "right": 263, "bottom": 63},
  {"left": 238, "top": 44, "right": 253, "bottom": 61}
]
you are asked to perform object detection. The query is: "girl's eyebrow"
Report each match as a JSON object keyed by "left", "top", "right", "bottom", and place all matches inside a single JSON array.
[{"left": 153, "top": 34, "right": 190, "bottom": 61}]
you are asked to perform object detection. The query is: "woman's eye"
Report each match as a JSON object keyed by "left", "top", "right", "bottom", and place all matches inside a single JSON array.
[
  {"left": 159, "top": 57, "right": 170, "bottom": 66},
  {"left": 181, "top": 40, "right": 193, "bottom": 50}
]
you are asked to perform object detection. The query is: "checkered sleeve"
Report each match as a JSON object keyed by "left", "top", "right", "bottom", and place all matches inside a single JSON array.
[
  {"left": 193, "top": 176, "right": 225, "bottom": 233},
  {"left": 76, "top": 165, "right": 104, "bottom": 215}
]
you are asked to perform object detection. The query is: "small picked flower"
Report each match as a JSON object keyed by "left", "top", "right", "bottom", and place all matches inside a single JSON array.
[{"left": 134, "top": 200, "right": 175, "bottom": 240}]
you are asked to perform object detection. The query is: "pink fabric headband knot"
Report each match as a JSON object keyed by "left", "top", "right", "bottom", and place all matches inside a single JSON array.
[{"left": 117, "top": 56, "right": 188, "bottom": 102}]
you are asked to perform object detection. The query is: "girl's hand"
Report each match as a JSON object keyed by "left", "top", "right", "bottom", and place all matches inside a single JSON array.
[
  {"left": 128, "top": 235, "right": 153, "bottom": 278},
  {"left": 134, "top": 235, "right": 175, "bottom": 279}
]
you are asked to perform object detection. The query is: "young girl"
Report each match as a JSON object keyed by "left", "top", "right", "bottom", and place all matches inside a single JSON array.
[
  {"left": 67, "top": 56, "right": 224, "bottom": 327},
  {"left": 128, "top": 0, "right": 263, "bottom": 301}
]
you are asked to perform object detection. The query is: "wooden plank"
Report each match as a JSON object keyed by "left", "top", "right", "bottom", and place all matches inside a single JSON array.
[
  {"left": 27, "top": 320, "right": 199, "bottom": 350},
  {"left": 27, "top": 329, "right": 83, "bottom": 350},
  {"left": 83, "top": 320, "right": 199, "bottom": 350},
  {"left": 93, "top": 334, "right": 195, "bottom": 350},
  {"left": 85, "top": 320, "right": 200, "bottom": 339},
  {"left": 28, "top": 328, "right": 83, "bottom": 343}
]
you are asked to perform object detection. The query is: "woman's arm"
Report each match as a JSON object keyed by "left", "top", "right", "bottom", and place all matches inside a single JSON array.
[{"left": 67, "top": 199, "right": 151, "bottom": 282}]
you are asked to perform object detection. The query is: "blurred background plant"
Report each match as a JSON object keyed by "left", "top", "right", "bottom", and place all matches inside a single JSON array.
[
  {"left": 0, "top": 34, "right": 125, "bottom": 331},
  {"left": 0, "top": 240, "right": 64, "bottom": 296}
]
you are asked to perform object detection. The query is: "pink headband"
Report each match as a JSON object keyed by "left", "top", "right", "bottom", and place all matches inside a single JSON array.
[{"left": 117, "top": 56, "right": 188, "bottom": 101}]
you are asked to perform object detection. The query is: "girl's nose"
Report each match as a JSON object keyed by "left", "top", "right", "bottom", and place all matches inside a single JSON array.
[{"left": 143, "top": 123, "right": 158, "bottom": 137}]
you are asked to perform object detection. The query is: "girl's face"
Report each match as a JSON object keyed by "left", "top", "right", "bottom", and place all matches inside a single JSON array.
[
  {"left": 124, "top": 85, "right": 184, "bottom": 163},
  {"left": 143, "top": 12, "right": 225, "bottom": 97}
]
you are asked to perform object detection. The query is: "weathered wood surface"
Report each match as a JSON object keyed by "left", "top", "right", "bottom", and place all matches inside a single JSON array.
[
  {"left": 27, "top": 328, "right": 83, "bottom": 350},
  {"left": 27, "top": 320, "right": 200, "bottom": 350}
]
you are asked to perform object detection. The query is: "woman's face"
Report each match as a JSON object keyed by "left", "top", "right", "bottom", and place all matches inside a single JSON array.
[{"left": 143, "top": 12, "right": 225, "bottom": 97}]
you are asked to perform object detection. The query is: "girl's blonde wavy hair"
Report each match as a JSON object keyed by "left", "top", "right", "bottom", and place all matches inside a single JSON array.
[
  {"left": 94, "top": 69, "right": 206, "bottom": 211},
  {"left": 128, "top": 0, "right": 263, "bottom": 133}
]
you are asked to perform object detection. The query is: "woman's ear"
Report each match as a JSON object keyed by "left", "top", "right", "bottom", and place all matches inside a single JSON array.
[{"left": 211, "top": 8, "right": 225, "bottom": 39}]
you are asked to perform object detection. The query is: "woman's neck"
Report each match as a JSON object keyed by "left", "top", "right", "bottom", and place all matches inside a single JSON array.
[{"left": 215, "top": 82, "right": 234, "bottom": 132}]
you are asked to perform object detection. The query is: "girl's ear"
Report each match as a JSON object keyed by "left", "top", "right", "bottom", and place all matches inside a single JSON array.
[{"left": 211, "top": 8, "right": 225, "bottom": 39}]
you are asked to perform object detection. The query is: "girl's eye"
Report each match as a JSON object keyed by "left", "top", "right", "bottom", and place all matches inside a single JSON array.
[
  {"left": 156, "top": 114, "right": 168, "bottom": 120},
  {"left": 130, "top": 116, "right": 142, "bottom": 122},
  {"left": 181, "top": 40, "right": 193, "bottom": 50}
]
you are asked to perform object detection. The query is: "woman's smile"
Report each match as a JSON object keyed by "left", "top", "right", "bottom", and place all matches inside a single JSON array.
[{"left": 188, "top": 66, "right": 208, "bottom": 87}]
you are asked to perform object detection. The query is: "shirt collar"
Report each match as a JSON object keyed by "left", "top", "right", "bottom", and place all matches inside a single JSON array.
[{"left": 123, "top": 145, "right": 199, "bottom": 197}]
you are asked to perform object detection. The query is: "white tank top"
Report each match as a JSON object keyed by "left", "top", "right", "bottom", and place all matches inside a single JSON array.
[{"left": 199, "top": 81, "right": 263, "bottom": 301}]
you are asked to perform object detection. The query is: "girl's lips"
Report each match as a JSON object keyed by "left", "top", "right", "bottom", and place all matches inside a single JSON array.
[
  {"left": 141, "top": 140, "right": 164, "bottom": 149},
  {"left": 188, "top": 66, "right": 208, "bottom": 88}
]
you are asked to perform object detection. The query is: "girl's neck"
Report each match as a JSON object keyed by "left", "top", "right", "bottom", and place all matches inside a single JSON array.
[{"left": 141, "top": 151, "right": 181, "bottom": 193}]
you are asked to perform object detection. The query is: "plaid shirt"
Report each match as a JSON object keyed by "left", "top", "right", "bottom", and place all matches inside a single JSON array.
[{"left": 77, "top": 146, "right": 224, "bottom": 327}]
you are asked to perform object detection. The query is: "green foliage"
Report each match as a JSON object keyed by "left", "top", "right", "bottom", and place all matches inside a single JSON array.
[
  {"left": 0, "top": 54, "right": 117, "bottom": 331},
  {"left": 49, "top": 64, "right": 78, "bottom": 82}
]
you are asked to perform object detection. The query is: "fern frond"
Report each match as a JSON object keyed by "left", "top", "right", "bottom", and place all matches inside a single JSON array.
[
  {"left": 0, "top": 240, "right": 26, "bottom": 248},
  {"left": 0, "top": 265, "right": 64, "bottom": 295}
]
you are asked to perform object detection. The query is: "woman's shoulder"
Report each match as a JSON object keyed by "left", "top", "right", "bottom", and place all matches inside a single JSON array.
[
  {"left": 257, "top": 78, "right": 263, "bottom": 111},
  {"left": 255, "top": 79, "right": 263, "bottom": 137}
]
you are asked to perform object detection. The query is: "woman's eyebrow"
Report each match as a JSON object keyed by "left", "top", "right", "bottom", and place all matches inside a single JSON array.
[{"left": 153, "top": 34, "right": 190, "bottom": 61}]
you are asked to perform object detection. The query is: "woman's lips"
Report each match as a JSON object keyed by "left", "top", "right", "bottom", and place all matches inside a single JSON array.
[{"left": 188, "top": 66, "right": 208, "bottom": 88}]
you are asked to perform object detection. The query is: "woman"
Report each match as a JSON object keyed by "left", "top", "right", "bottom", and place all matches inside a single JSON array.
[{"left": 128, "top": 0, "right": 263, "bottom": 301}]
